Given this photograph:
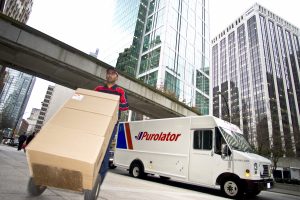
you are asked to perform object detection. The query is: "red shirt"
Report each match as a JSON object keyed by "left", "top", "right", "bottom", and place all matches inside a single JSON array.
[{"left": 94, "top": 84, "right": 129, "bottom": 111}]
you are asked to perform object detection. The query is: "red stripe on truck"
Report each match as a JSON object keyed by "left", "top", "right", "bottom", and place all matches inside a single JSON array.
[{"left": 125, "top": 123, "right": 133, "bottom": 149}]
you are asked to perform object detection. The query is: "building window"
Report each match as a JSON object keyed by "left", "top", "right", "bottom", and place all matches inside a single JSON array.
[
  {"left": 140, "top": 47, "right": 161, "bottom": 74},
  {"left": 139, "top": 70, "right": 158, "bottom": 87},
  {"left": 164, "top": 71, "right": 180, "bottom": 98},
  {"left": 196, "top": 70, "right": 209, "bottom": 95},
  {"left": 212, "top": 44, "right": 218, "bottom": 88},
  {"left": 195, "top": 91, "right": 209, "bottom": 115}
]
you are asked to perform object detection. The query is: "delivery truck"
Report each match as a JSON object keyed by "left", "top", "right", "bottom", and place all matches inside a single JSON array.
[{"left": 114, "top": 116, "right": 274, "bottom": 198}]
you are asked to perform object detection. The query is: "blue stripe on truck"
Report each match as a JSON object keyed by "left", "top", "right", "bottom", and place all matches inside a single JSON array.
[{"left": 116, "top": 123, "right": 127, "bottom": 149}]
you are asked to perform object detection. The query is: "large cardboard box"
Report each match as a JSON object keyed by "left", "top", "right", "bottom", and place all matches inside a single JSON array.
[{"left": 26, "top": 88, "right": 119, "bottom": 192}]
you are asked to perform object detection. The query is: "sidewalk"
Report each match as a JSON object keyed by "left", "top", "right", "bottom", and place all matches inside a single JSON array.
[{"left": 270, "top": 182, "right": 300, "bottom": 196}]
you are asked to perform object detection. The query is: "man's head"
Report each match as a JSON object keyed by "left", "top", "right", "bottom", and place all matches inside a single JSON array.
[{"left": 106, "top": 67, "right": 118, "bottom": 84}]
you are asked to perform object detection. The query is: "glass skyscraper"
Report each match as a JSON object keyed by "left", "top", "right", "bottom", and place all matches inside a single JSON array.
[
  {"left": 0, "top": 0, "right": 34, "bottom": 133},
  {"left": 212, "top": 4, "right": 300, "bottom": 156},
  {"left": 100, "top": 0, "right": 210, "bottom": 115},
  {"left": 0, "top": 69, "right": 35, "bottom": 130}
]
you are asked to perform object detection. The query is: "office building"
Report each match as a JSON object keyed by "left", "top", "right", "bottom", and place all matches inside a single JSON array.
[
  {"left": 26, "top": 108, "right": 40, "bottom": 134},
  {"left": 1, "top": 0, "right": 33, "bottom": 23},
  {"left": 0, "top": 0, "right": 33, "bottom": 95},
  {"left": 17, "top": 119, "right": 29, "bottom": 135},
  {"left": 0, "top": 69, "right": 35, "bottom": 130},
  {"left": 35, "top": 85, "right": 54, "bottom": 132},
  {"left": 211, "top": 4, "right": 300, "bottom": 156},
  {"left": 100, "top": 0, "right": 210, "bottom": 115},
  {"left": 0, "top": 0, "right": 34, "bottom": 131},
  {"left": 43, "top": 84, "right": 74, "bottom": 124}
]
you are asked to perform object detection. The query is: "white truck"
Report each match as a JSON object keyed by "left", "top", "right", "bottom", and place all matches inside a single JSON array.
[{"left": 114, "top": 116, "right": 274, "bottom": 198}]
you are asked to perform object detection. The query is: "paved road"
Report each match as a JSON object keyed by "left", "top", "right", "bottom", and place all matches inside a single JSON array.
[
  {"left": 0, "top": 144, "right": 299, "bottom": 200},
  {"left": 112, "top": 168, "right": 300, "bottom": 200}
]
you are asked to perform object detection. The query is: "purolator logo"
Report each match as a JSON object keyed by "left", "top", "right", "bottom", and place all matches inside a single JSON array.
[{"left": 135, "top": 132, "right": 181, "bottom": 141}]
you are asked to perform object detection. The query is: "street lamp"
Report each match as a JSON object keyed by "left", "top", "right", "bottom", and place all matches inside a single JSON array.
[{"left": 217, "top": 91, "right": 231, "bottom": 122}]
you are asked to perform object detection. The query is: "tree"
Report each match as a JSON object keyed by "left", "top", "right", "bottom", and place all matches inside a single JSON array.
[
  {"left": 255, "top": 115, "right": 270, "bottom": 156},
  {"left": 270, "top": 144, "right": 285, "bottom": 171}
]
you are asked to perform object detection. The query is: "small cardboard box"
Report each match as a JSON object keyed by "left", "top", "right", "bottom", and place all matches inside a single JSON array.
[{"left": 26, "top": 88, "right": 119, "bottom": 192}]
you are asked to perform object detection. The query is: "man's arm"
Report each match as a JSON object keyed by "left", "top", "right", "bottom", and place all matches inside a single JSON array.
[
  {"left": 116, "top": 87, "right": 129, "bottom": 111},
  {"left": 94, "top": 85, "right": 103, "bottom": 91}
]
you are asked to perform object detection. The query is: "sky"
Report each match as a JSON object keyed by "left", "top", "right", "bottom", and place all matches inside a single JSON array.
[{"left": 23, "top": 0, "right": 300, "bottom": 118}]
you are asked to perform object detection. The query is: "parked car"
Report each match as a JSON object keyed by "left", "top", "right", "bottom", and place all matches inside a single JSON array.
[{"left": 7, "top": 138, "right": 18, "bottom": 147}]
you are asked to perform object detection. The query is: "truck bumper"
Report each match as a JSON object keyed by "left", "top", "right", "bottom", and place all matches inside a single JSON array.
[{"left": 242, "top": 178, "right": 274, "bottom": 192}]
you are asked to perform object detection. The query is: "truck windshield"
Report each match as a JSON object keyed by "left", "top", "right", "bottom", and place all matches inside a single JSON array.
[{"left": 219, "top": 126, "right": 254, "bottom": 153}]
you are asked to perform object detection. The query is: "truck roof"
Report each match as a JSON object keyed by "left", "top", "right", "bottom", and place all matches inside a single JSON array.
[{"left": 123, "top": 115, "right": 242, "bottom": 134}]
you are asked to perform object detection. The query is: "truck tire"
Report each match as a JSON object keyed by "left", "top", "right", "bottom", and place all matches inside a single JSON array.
[
  {"left": 159, "top": 176, "right": 170, "bottom": 180},
  {"left": 221, "top": 178, "right": 243, "bottom": 199},
  {"left": 130, "top": 162, "right": 144, "bottom": 178},
  {"left": 246, "top": 189, "right": 261, "bottom": 197},
  {"left": 27, "top": 177, "right": 46, "bottom": 196},
  {"left": 84, "top": 174, "right": 101, "bottom": 200}
]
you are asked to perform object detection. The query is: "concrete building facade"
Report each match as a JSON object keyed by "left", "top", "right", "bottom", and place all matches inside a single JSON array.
[
  {"left": 1, "top": 0, "right": 33, "bottom": 23},
  {"left": 17, "top": 118, "right": 28, "bottom": 135},
  {"left": 26, "top": 108, "right": 40, "bottom": 134},
  {"left": 211, "top": 4, "right": 300, "bottom": 156},
  {"left": 43, "top": 84, "right": 74, "bottom": 124},
  {"left": 35, "top": 85, "right": 54, "bottom": 132}
]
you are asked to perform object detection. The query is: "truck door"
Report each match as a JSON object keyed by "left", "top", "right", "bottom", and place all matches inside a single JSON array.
[
  {"left": 213, "top": 127, "right": 233, "bottom": 182},
  {"left": 188, "top": 129, "right": 215, "bottom": 186}
]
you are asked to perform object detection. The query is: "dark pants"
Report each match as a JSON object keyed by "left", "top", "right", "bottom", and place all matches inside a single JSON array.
[
  {"left": 99, "top": 123, "right": 118, "bottom": 184},
  {"left": 17, "top": 141, "right": 25, "bottom": 151}
]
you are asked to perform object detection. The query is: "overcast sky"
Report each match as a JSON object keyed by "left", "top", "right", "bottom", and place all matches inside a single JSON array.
[{"left": 23, "top": 0, "right": 300, "bottom": 118}]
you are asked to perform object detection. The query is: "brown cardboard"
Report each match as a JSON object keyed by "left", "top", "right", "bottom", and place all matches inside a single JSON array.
[
  {"left": 26, "top": 88, "right": 119, "bottom": 192},
  {"left": 64, "top": 88, "right": 119, "bottom": 116}
]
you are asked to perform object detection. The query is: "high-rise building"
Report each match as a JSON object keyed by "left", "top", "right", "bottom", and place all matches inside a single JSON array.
[
  {"left": 44, "top": 84, "right": 74, "bottom": 124},
  {"left": 0, "top": 69, "right": 35, "bottom": 129},
  {"left": 17, "top": 119, "right": 29, "bottom": 135},
  {"left": 100, "top": 0, "right": 210, "bottom": 115},
  {"left": 26, "top": 108, "right": 40, "bottom": 134},
  {"left": 1, "top": 0, "right": 33, "bottom": 23},
  {"left": 0, "top": 66, "right": 6, "bottom": 95},
  {"left": 35, "top": 85, "right": 54, "bottom": 132},
  {"left": 0, "top": 0, "right": 34, "bottom": 132},
  {"left": 0, "top": 0, "right": 33, "bottom": 95},
  {"left": 211, "top": 4, "right": 300, "bottom": 156}
]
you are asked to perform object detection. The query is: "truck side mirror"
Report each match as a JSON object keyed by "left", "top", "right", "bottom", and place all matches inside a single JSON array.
[{"left": 221, "top": 144, "right": 229, "bottom": 159}]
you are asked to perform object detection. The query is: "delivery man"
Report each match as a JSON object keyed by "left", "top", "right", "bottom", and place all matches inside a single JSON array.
[{"left": 94, "top": 66, "right": 129, "bottom": 185}]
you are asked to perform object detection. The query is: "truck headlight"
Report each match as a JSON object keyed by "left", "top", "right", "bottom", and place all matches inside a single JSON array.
[
  {"left": 253, "top": 163, "right": 258, "bottom": 174},
  {"left": 245, "top": 169, "right": 250, "bottom": 177},
  {"left": 254, "top": 163, "right": 257, "bottom": 170}
]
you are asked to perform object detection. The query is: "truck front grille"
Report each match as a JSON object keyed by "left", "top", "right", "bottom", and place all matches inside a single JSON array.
[{"left": 260, "top": 165, "right": 269, "bottom": 178}]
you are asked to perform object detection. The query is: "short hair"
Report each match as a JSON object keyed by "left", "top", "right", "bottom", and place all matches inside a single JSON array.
[{"left": 106, "top": 67, "right": 118, "bottom": 75}]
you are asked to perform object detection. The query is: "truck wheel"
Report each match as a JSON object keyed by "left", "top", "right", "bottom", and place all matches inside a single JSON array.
[
  {"left": 84, "top": 174, "right": 101, "bottom": 200},
  {"left": 221, "top": 178, "right": 243, "bottom": 199},
  {"left": 246, "top": 189, "right": 261, "bottom": 197},
  {"left": 27, "top": 177, "right": 46, "bottom": 196},
  {"left": 159, "top": 176, "right": 170, "bottom": 180},
  {"left": 130, "top": 162, "right": 144, "bottom": 178}
]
